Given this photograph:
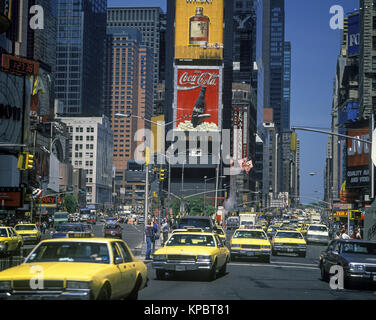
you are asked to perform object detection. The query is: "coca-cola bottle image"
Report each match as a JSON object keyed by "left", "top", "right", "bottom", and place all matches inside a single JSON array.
[{"left": 191, "top": 86, "right": 210, "bottom": 128}]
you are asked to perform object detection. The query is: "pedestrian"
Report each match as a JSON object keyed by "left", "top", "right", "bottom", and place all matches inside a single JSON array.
[
  {"left": 340, "top": 229, "right": 350, "bottom": 239},
  {"left": 335, "top": 231, "right": 341, "bottom": 239},
  {"left": 161, "top": 219, "right": 169, "bottom": 247},
  {"left": 144, "top": 219, "right": 154, "bottom": 260},
  {"left": 42, "top": 221, "right": 47, "bottom": 234},
  {"left": 152, "top": 219, "right": 159, "bottom": 252},
  {"left": 40, "top": 222, "right": 45, "bottom": 234},
  {"left": 354, "top": 227, "right": 362, "bottom": 240}
]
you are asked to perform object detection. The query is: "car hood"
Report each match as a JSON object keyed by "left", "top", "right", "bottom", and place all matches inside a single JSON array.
[
  {"left": 154, "top": 246, "right": 219, "bottom": 256},
  {"left": 340, "top": 253, "right": 376, "bottom": 264},
  {"left": 307, "top": 231, "right": 328, "bottom": 236},
  {"left": 16, "top": 230, "right": 39, "bottom": 235},
  {"left": 0, "top": 262, "right": 112, "bottom": 281},
  {"left": 273, "top": 238, "right": 306, "bottom": 245},
  {"left": 231, "top": 239, "right": 270, "bottom": 246}
]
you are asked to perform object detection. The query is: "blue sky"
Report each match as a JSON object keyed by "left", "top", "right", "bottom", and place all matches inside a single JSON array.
[{"left": 108, "top": 0, "right": 359, "bottom": 204}]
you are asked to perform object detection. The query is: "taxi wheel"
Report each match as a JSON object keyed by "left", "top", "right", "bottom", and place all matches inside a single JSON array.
[
  {"left": 263, "top": 256, "right": 271, "bottom": 264},
  {"left": 320, "top": 264, "right": 329, "bottom": 282},
  {"left": 272, "top": 250, "right": 277, "bottom": 256},
  {"left": 127, "top": 276, "right": 141, "bottom": 300},
  {"left": 97, "top": 283, "right": 111, "bottom": 300},
  {"left": 219, "top": 262, "right": 227, "bottom": 275},
  {"left": 230, "top": 254, "right": 236, "bottom": 262},
  {"left": 156, "top": 270, "right": 166, "bottom": 280},
  {"left": 207, "top": 261, "right": 217, "bottom": 281}
]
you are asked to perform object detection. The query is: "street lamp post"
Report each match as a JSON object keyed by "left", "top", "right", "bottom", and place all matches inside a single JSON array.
[{"left": 204, "top": 176, "right": 207, "bottom": 214}]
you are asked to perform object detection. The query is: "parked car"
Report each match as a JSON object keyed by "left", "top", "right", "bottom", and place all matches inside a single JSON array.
[{"left": 319, "top": 239, "right": 376, "bottom": 287}]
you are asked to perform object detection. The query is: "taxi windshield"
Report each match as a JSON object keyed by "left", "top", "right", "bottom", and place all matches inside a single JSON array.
[
  {"left": 233, "top": 231, "right": 267, "bottom": 239},
  {"left": 275, "top": 232, "right": 303, "bottom": 239},
  {"left": 0, "top": 229, "right": 8, "bottom": 237},
  {"left": 56, "top": 224, "right": 84, "bottom": 232},
  {"left": 26, "top": 242, "right": 110, "bottom": 264},
  {"left": 166, "top": 234, "right": 215, "bottom": 247},
  {"left": 15, "top": 225, "right": 37, "bottom": 231}
]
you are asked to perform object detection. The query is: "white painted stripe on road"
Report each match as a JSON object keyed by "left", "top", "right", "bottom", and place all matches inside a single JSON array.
[
  {"left": 229, "top": 263, "right": 318, "bottom": 270},
  {"left": 272, "top": 261, "right": 318, "bottom": 267}
]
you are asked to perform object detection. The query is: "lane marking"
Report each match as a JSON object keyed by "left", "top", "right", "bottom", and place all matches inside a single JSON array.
[{"left": 229, "top": 262, "right": 318, "bottom": 270}]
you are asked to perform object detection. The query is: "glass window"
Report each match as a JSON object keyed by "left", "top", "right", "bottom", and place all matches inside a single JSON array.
[
  {"left": 116, "top": 242, "right": 133, "bottom": 263},
  {"left": 111, "top": 243, "right": 123, "bottom": 263}
]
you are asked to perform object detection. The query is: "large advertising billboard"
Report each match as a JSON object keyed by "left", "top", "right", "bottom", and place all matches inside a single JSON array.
[
  {"left": 175, "top": 0, "right": 224, "bottom": 62},
  {"left": 346, "top": 126, "right": 370, "bottom": 188},
  {"left": 347, "top": 13, "right": 360, "bottom": 57},
  {"left": 173, "top": 66, "right": 222, "bottom": 131}
]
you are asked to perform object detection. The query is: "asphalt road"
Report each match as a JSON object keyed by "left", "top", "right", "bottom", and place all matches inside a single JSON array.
[{"left": 139, "top": 228, "right": 376, "bottom": 300}]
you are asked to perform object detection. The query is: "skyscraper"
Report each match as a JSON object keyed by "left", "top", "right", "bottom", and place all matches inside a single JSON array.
[
  {"left": 107, "top": 7, "right": 163, "bottom": 115},
  {"left": 282, "top": 41, "right": 291, "bottom": 130},
  {"left": 55, "top": 0, "right": 107, "bottom": 116},
  {"left": 104, "top": 27, "right": 153, "bottom": 205},
  {"left": 256, "top": 0, "right": 285, "bottom": 132}
]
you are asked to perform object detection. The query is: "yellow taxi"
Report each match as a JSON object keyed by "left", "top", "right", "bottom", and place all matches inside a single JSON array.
[
  {"left": 152, "top": 231, "right": 229, "bottom": 281},
  {"left": 171, "top": 227, "right": 204, "bottom": 235},
  {"left": 213, "top": 226, "right": 226, "bottom": 245},
  {"left": 230, "top": 229, "right": 271, "bottom": 263},
  {"left": 0, "top": 236, "right": 148, "bottom": 300},
  {"left": 14, "top": 224, "right": 41, "bottom": 244},
  {"left": 0, "top": 227, "right": 23, "bottom": 256},
  {"left": 271, "top": 230, "right": 307, "bottom": 258}
]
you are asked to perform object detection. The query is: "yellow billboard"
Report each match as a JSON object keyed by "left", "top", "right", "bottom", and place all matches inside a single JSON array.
[{"left": 175, "top": 0, "right": 224, "bottom": 61}]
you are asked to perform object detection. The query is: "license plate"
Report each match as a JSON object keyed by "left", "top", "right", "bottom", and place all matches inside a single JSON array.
[
  {"left": 175, "top": 265, "right": 186, "bottom": 271},
  {"left": 373, "top": 275, "right": 376, "bottom": 281},
  {"left": 287, "top": 248, "right": 293, "bottom": 252},
  {"left": 240, "top": 250, "right": 247, "bottom": 254},
  {"left": 247, "top": 252, "right": 255, "bottom": 256}
]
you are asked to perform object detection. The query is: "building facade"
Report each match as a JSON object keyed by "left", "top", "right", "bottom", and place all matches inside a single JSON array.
[
  {"left": 107, "top": 7, "right": 163, "bottom": 115},
  {"left": 60, "top": 116, "right": 113, "bottom": 207},
  {"left": 55, "top": 0, "right": 107, "bottom": 116}
]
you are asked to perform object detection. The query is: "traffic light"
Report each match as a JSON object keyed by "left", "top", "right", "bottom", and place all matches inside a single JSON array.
[
  {"left": 17, "top": 153, "right": 26, "bottom": 170},
  {"left": 159, "top": 169, "right": 166, "bottom": 181},
  {"left": 25, "top": 153, "right": 34, "bottom": 170}
]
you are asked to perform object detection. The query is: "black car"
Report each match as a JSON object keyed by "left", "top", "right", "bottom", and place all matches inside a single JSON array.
[
  {"left": 177, "top": 216, "right": 214, "bottom": 232},
  {"left": 319, "top": 239, "right": 376, "bottom": 287}
]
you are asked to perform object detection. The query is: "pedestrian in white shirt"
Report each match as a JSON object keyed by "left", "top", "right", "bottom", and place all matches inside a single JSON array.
[{"left": 340, "top": 230, "right": 350, "bottom": 239}]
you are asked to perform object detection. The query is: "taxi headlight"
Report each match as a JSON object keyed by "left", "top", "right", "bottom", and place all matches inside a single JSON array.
[
  {"left": 197, "top": 255, "right": 212, "bottom": 262},
  {"left": 261, "top": 245, "right": 271, "bottom": 249},
  {"left": 231, "top": 244, "right": 241, "bottom": 248},
  {"left": 0, "top": 281, "right": 11, "bottom": 290},
  {"left": 153, "top": 254, "right": 166, "bottom": 261},
  {"left": 66, "top": 281, "right": 91, "bottom": 290},
  {"left": 349, "top": 263, "right": 365, "bottom": 272}
]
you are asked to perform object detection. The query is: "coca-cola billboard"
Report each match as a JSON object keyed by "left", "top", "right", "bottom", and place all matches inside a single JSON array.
[{"left": 174, "top": 66, "right": 222, "bottom": 131}]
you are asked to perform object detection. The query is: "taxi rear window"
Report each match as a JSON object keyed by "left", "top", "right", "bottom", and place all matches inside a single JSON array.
[
  {"left": 26, "top": 242, "right": 110, "bottom": 264},
  {"left": 166, "top": 234, "right": 215, "bottom": 247},
  {"left": 0, "top": 228, "right": 8, "bottom": 237}
]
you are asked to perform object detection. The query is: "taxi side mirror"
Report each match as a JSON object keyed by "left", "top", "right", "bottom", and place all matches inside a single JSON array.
[{"left": 114, "top": 256, "right": 123, "bottom": 264}]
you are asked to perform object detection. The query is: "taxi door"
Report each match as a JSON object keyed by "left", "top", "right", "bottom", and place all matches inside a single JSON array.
[
  {"left": 214, "top": 235, "right": 227, "bottom": 267},
  {"left": 10, "top": 228, "right": 21, "bottom": 249},
  {"left": 110, "top": 242, "right": 127, "bottom": 299},
  {"left": 113, "top": 242, "right": 136, "bottom": 297},
  {"left": 7, "top": 228, "right": 17, "bottom": 251}
]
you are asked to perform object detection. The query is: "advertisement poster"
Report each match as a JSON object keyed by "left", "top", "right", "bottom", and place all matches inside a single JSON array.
[
  {"left": 173, "top": 66, "right": 222, "bottom": 131},
  {"left": 175, "top": 0, "right": 224, "bottom": 61},
  {"left": 346, "top": 126, "right": 370, "bottom": 188},
  {"left": 347, "top": 13, "right": 360, "bottom": 57}
]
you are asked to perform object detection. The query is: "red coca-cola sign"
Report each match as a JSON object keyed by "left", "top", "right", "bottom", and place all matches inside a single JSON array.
[{"left": 175, "top": 67, "right": 221, "bottom": 131}]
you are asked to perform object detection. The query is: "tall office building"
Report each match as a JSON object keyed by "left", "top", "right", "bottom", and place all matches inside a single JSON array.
[
  {"left": 282, "top": 41, "right": 291, "bottom": 130},
  {"left": 107, "top": 7, "right": 163, "bottom": 115},
  {"left": 55, "top": 0, "right": 107, "bottom": 116},
  {"left": 104, "top": 27, "right": 154, "bottom": 205},
  {"left": 256, "top": 0, "right": 285, "bottom": 132}
]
